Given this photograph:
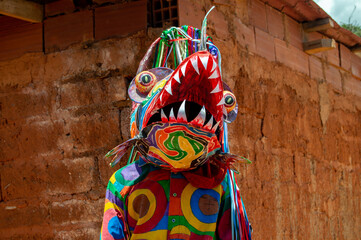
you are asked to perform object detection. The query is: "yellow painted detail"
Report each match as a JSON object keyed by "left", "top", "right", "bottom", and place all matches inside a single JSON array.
[
  {"left": 128, "top": 189, "right": 156, "bottom": 225},
  {"left": 149, "top": 136, "right": 203, "bottom": 169},
  {"left": 170, "top": 225, "right": 191, "bottom": 235},
  {"left": 180, "top": 183, "right": 222, "bottom": 232}
]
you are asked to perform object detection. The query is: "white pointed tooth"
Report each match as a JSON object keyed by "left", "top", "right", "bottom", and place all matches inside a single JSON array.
[
  {"left": 165, "top": 82, "right": 172, "bottom": 95},
  {"left": 211, "top": 121, "right": 220, "bottom": 132},
  {"left": 200, "top": 55, "right": 209, "bottom": 69},
  {"left": 190, "top": 56, "right": 199, "bottom": 74},
  {"left": 169, "top": 108, "right": 176, "bottom": 121},
  {"left": 173, "top": 71, "right": 181, "bottom": 83},
  {"left": 190, "top": 106, "right": 206, "bottom": 127},
  {"left": 177, "top": 100, "right": 187, "bottom": 122},
  {"left": 161, "top": 109, "right": 168, "bottom": 122},
  {"left": 223, "top": 105, "right": 228, "bottom": 115},
  {"left": 204, "top": 116, "right": 214, "bottom": 130},
  {"left": 209, "top": 70, "right": 219, "bottom": 79},
  {"left": 211, "top": 59, "right": 217, "bottom": 72},
  {"left": 217, "top": 97, "right": 225, "bottom": 106},
  {"left": 181, "top": 62, "right": 187, "bottom": 76},
  {"left": 210, "top": 82, "right": 222, "bottom": 94}
]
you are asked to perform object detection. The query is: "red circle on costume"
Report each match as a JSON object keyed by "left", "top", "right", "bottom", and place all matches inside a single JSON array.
[{"left": 127, "top": 180, "right": 167, "bottom": 233}]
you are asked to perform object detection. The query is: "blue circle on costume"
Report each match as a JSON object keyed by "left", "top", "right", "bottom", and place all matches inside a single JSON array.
[
  {"left": 190, "top": 189, "right": 220, "bottom": 223},
  {"left": 108, "top": 216, "right": 125, "bottom": 239}
]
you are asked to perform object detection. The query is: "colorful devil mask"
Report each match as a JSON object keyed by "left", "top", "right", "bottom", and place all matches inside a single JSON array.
[{"left": 106, "top": 25, "right": 246, "bottom": 172}]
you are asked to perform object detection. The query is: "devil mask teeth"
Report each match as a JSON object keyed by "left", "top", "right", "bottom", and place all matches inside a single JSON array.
[{"left": 146, "top": 100, "right": 221, "bottom": 133}]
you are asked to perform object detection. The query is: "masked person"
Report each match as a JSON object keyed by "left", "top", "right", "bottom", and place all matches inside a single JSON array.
[{"left": 100, "top": 13, "right": 252, "bottom": 240}]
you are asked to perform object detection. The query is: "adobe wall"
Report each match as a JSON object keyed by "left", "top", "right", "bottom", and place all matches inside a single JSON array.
[
  {"left": 1, "top": 0, "right": 360, "bottom": 239},
  {"left": 179, "top": 0, "right": 361, "bottom": 239}
]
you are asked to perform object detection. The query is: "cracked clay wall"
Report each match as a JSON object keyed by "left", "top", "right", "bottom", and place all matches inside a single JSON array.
[
  {"left": 1, "top": 0, "right": 361, "bottom": 239},
  {"left": 179, "top": 0, "right": 361, "bottom": 239}
]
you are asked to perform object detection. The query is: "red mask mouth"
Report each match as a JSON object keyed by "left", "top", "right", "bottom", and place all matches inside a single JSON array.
[{"left": 142, "top": 51, "right": 225, "bottom": 133}]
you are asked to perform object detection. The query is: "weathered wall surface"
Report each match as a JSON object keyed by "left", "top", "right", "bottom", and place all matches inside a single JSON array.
[
  {"left": 179, "top": 0, "right": 361, "bottom": 239},
  {"left": 0, "top": 32, "right": 153, "bottom": 239},
  {"left": 1, "top": 0, "right": 360, "bottom": 239}
]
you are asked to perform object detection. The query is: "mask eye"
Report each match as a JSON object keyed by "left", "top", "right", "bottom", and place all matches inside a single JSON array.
[
  {"left": 135, "top": 71, "right": 156, "bottom": 94},
  {"left": 223, "top": 91, "right": 236, "bottom": 113}
]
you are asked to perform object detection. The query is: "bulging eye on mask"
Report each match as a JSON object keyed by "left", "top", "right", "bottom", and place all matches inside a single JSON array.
[{"left": 128, "top": 67, "right": 174, "bottom": 103}]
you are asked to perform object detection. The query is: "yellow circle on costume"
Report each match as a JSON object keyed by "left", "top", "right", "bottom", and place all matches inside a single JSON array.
[
  {"left": 170, "top": 225, "right": 191, "bottom": 235},
  {"left": 181, "top": 183, "right": 223, "bottom": 232},
  {"left": 128, "top": 189, "right": 156, "bottom": 225}
]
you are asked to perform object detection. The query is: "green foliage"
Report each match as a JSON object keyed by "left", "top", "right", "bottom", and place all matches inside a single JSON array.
[
  {"left": 340, "top": 5, "right": 361, "bottom": 37},
  {"left": 341, "top": 23, "right": 361, "bottom": 37}
]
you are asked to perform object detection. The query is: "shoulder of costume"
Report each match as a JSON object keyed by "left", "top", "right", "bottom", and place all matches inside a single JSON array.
[{"left": 111, "top": 158, "right": 151, "bottom": 187}]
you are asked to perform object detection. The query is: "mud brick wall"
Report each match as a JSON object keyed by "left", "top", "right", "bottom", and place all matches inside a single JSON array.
[
  {"left": 1, "top": 0, "right": 361, "bottom": 239},
  {"left": 179, "top": 0, "right": 361, "bottom": 239}
]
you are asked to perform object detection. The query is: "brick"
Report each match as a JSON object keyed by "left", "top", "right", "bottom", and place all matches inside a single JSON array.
[
  {"left": 266, "top": 5, "right": 284, "bottom": 40},
  {"left": 325, "top": 64, "right": 342, "bottom": 91},
  {"left": 50, "top": 199, "right": 103, "bottom": 224},
  {"left": 325, "top": 42, "right": 339, "bottom": 67},
  {"left": 54, "top": 227, "right": 100, "bottom": 240},
  {"left": 47, "top": 157, "right": 95, "bottom": 195},
  {"left": 351, "top": 53, "right": 361, "bottom": 79},
  {"left": 344, "top": 75, "right": 361, "bottom": 97},
  {"left": 58, "top": 110, "right": 120, "bottom": 157},
  {"left": 208, "top": 7, "right": 231, "bottom": 40},
  {"left": 93, "top": 0, "right": 116, "bottom": 5},
  {"left": 340, "top": 44, "right": 352, "bottom": 71},
  {"left": 274, "top": 38, "right": 288, "bottom": 64},
  {"left": 0, "top": 54, "right": 45, "bottom": 89},
  {"left": 0, "top": 121, "right": 64, "bottom": 161},
  {"left": 255, "top": 28, "right": 275, "bottom": 61},
  {"left": 43, "top": 48, "right": 98, "bottom": 83},
  {"left": 0, "top": 227, "right": 54, "bottom": 240},
  {"left": 313, "top": 43, "right": 340, "bottom": 67},
  {"left": 1, "top": 159, "right": 48, "bottom": 200},
  {"left": 44, "top": 10, "right": 93, "bottom": 52},
  {"left": 0, "top": 201, "right": 49, "bottom": 229},
  {"left": 45, "top": 0, "right": 75, "bottom": 17},
  {"left": 0, "top": 16, "right": 42, "bottom": 61},
  {"left": 309, "top": 56, "right": 324, "bottom": 80},
  {"left": 95, "top": 1, "right": 147, "bottom": 40},
  {"left": 20, "top": 121, "right": 64, "bottom": 157},
  {"left": 249, "top": 0, "right": 267, "bottom": 31},
  {"left": 178, "top": 0, "right": 203, "bottom": 29},
  {"left": 0, "top": 90, "right": 51, "bottom": 122},
  {"left": 290, "top": 46, "right": 309, "bottom": 75},
  {"left": 0, "top": 126, "right": 21, "bottom": 162},
  {"left": 60, "top": 76, "right": 127, "bottom": 109},
  {"left": 285, "top": 16, "right": 302, "bottom": 50},
  {"left": 274, "top": 38, "right": 309, "bottom": 75},
  {"left": 233, "top": 18, "right": 256, "bottom": 53},
  {"left": 120, "top": 107, "right": 132, "bottom": 141}
]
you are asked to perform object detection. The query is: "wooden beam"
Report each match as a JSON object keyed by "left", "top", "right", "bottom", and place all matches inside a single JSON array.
[
  {"left": 303, "top": 18, "right": 334, "bottom": 33},
  {"left": 0, "top": 0, "right": 43, "bottom": 23},
  {"left": 303, "top": 38, "right": 336, "bottom": 54},
  {"left": 351, "top": 45, "right": 361, "bottom": 58}
]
